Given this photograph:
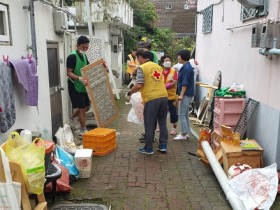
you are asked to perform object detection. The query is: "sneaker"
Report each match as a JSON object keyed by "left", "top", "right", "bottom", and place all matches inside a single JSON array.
[
  {"left": 173, "top": 133, "right": 188, "bottom": 140},
  {"left": 138, "top": 147, "right": 154, "bottom": 155},
  {"left": 170, "top": 128, "right": 177, "bottom": 135},
  {"left": 157, "top": 144, "right": 167, "bottom": 152},
  {"left": 78, "top": 128, "right": 88, "bottom": 136}
]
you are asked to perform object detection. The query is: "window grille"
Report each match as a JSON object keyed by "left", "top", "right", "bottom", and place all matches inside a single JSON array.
[
  {"left": 202, "top": 5, "right": 213, "bottom": 34},
  {"left": 241, "top": 4, "right": 268, "bottom": 22},
  {"left": 241, "top": 6, "right": 258, "bottom": 21}
]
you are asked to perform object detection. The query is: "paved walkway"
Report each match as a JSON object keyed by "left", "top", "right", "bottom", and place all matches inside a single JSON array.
[{"left": 49, "top": 90, "right": 280, "bottom": 210}]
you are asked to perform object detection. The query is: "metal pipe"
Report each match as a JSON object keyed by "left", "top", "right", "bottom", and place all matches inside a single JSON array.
[
  {"left": 201, "top": 141, "right": 246, "bottom": 210},
  {"left": 259, "top": 38, "right": 280, "bottom": 56},
  {"left": 227, "top": 19, "right": 265, "bottom": 30},
  {"left": 29, "top": 0, "right": 38, "bottom": 60},
  {"left": 277, "top": 0, "right": 280, "bottom": 22},
  {"left": 85, "top": 0, "right": 93, "bottom": 36}
]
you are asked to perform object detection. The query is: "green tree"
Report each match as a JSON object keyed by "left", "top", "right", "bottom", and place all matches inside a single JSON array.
[{"left": 124, "top": 0, "right": 157, "bottom": 56}]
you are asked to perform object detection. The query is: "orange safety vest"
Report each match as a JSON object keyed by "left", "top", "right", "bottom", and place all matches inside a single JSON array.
[
  {"left": 127, "top": 54, "right": 139, "bottom": 74},
  {"left": 164, "top": 68, "right": 178, "bottom": 101}
]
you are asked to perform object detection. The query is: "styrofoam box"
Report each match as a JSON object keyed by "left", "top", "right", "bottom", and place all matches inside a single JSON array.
[
  {"left": 74, "top": 149, "right": 93, "bottom": 178},
  {"left": 214, "top": 98, "right": 245, "bottom": 113}
]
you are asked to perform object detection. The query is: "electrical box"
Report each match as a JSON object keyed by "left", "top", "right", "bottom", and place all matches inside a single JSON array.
[
  {"left": 251, "top": 24, "right": 261, "bottom": 48},
  {"left": 273, "top": 23, "right": 280, "bottom": 48},
  {"left": 259, "top": 23, "right": 274, "bottom": 48},
  {"left": 53, "top": 11, "right": 68, "bottom": 35}
]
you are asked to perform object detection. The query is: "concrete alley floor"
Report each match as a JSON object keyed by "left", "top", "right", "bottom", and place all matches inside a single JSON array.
[{"left": 48, "top": 89, "right": 280, "bottom": 210}]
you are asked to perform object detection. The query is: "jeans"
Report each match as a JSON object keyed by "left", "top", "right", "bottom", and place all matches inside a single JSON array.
[{"left": 178, "top": 96, "right": 193, "bottom": 134}]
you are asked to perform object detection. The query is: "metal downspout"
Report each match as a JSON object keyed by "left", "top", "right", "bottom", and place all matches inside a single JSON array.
[
  {"left": 30, "top": 0, "right": 38, "bottom": 60},
  {"left": 201, "top": 141, "right": 246, "bottom": 210}
]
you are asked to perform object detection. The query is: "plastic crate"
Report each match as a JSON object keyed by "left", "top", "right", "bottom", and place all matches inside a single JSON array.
[
  {"left": 83, "top": 128, "right": 116, "bottom": 156},
  {"left": 213, "top": 109, "right": 242, "bottom": 126},
  {"left": 214, "top": 98, "right": 245, "bottom": 113}
]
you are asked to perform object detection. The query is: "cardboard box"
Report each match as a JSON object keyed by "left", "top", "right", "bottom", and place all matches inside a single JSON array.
[{"left": 221, "top": 140, "right": 263, "bottom": 173}]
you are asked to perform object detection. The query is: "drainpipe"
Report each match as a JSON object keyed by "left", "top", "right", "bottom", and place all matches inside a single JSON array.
[
  {"left": 201, "top": 141, "right": 246, "bottom": 210},
  {"left": 29, "top": 0, "right": 38, "bottom": 61},
  {"left": 85, "top": 0, "right": 93, "bottom": 36},
  {"left": 259, "top": 38, "right": 280, "bottom": 56}
]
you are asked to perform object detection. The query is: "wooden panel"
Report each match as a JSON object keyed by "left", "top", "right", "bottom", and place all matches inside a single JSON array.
[{"left": 81, "top": 59, "right": 119, "bottom": 127}]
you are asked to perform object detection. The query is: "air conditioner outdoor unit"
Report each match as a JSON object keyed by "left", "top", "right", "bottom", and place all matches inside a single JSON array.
[
  {"left": 53, "top": 11, "right": 68, "bottom": 35},
  {"left": 237, "top": 0, "right": 264, "bottom": 8}
]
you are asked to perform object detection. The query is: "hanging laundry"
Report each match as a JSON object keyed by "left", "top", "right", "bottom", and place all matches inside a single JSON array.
[
  {"left": 10, "top": 58, "right": 38, "bottom": 106},
  {"left": 0, "top": 61, "right": 16, "bottom": 133}
]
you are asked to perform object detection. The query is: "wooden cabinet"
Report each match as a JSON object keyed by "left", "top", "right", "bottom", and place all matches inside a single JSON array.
[{"left": 221, "top": 140, "right": 263, "bottom": 174}]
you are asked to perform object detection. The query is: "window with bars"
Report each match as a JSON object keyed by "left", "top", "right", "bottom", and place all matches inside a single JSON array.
[
  {"left": 241, "top": 4, "right": 268, "bottom": 22},
  {"left": 165, "top": 4, "right": 172, "bottom": 10},
  {"left": 241, "top": 6, "right": 258, "bottom": 21},
  {"left": 0, "top": 3, "right": 11, "bottom": 44},
  {"left": 202, "top": 5, "right": 213, "bottom": 34}
]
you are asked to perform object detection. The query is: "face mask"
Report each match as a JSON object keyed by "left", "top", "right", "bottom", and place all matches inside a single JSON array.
[
  {"left": 79, "top": 50, "right": 86, "bottom": 54},
  {"left": 163, "top": 61, "right": 171, "bottom": 68}
]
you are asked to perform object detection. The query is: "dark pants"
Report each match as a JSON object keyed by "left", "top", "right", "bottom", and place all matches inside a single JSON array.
[
  {"left": 144, "top": 97, "right": 168, "bottom": 150},
  {"left": 168, "top": 100, "right": 178, "bottom": 124}
]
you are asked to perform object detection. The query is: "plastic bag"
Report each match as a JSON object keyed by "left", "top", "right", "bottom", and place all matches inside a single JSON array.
[
  {"left": 0, "top": 147, "right": 21, "bottom": 210},
  {"left": 5, "top": 135, "right": 45, "bottom": 195},
  {"left": 127, "top": 92, "right": 144, "bottom": 125},
  {"left": 229, "top": 163, "right": 278, "bottom": 210},
  {"left": 55, "top": 124, "right": 77, "bottom": 154},
  {"left": 55, "top": 145, "right": 79, "bottom": 180}
]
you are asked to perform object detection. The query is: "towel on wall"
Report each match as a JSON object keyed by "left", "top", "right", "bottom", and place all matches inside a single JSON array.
[
  {"left": 0, "top": 62, "right": 16, "bottom": 133},
  {"left": 10, "top": 58, "right": 38, "bottom": 106}
]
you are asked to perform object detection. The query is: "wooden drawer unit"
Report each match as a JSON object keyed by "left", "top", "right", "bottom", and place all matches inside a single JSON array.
[{"left": 221, "top": 140, "right": 263, "bottom": 173}]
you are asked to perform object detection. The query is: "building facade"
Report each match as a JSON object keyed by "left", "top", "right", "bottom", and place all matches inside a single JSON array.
[
  {"left": 151, "top": 0, "right": 197, "bottom": 36},
  {"left": 196, "top": 0, "right": 280, "bottom": 168}
]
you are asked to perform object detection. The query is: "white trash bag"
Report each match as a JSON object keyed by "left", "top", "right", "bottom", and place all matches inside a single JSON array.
[
  {"left": 229, "top": 163, "right": 278, "bottom": 210},
  {"left": 55, "top": 124, "right": 77, "bottom": 154},
  {"left": 127, "top": 92, "right": 144, "bottom": 125}
]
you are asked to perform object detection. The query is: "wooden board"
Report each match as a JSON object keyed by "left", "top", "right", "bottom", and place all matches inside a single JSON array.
[{"left": 81, "top": 59, "right": 119, "bottom": 127}]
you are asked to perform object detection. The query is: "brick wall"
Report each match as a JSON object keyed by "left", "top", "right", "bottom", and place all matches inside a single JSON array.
[{"left": 151, "top": 0, "right": 196, "bottom": 34}]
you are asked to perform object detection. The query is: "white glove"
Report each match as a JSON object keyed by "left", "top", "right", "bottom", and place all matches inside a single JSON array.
[
  {"left": 125, "top": 92, "right": 131, "bottom": 100},
  {"left": 79, "top": 77, "right": 87, "bottom": 85}
]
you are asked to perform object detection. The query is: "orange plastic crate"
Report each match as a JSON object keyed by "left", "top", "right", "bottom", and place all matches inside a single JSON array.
[{"left": 82, "top": 128, "right": 116, "bottom": 156}]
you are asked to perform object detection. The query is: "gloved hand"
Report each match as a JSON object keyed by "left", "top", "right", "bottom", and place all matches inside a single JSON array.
[
  {"left": 165, "top": 83, "right": 173, "bottom": 89},
  {"left": 79, "top": 77, "right": 88, "bottom": 86},
  {"left": 125, "top": 92, "right": 131, "bottom": 100}
]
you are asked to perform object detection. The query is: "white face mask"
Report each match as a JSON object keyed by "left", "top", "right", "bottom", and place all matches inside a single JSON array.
[
  {"left": 79, "top": 50, "right": 86, "bottom": 54},
  {"left": 163, "top": 61, "right": 171, "bottom": 68}
]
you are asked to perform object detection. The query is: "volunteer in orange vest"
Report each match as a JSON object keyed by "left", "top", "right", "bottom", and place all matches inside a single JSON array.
[
  {"left": 161, "top": 55, "right": 178, "bottom": 135},
  {"left": 126, "top": 48, "right": 139, "bottom": 76},
  {"left": 125, "top": 48, "right": 168, "bottom": 155}
]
